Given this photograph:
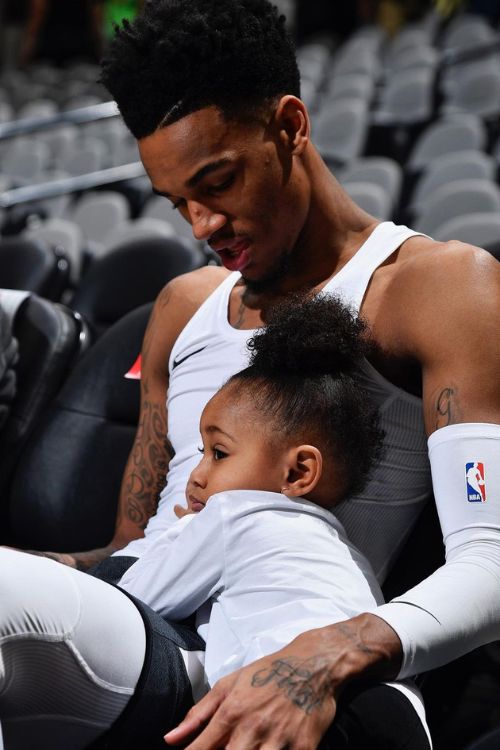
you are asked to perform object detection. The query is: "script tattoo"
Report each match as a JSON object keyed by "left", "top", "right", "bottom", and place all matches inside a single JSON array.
[
  {"left": 435, "top": 386, "right": 457, "bottom": 430},
  {"left": 251, "top": 658, "right": 329, "bottom": 715}
]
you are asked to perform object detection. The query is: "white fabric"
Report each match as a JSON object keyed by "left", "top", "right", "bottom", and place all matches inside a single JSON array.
[
  {"left": 374, "top": 423, "right": 500, "bottom": 677},
  {"left": 119, "top": 490, "right": 430, "bottom": 742},
  {"left": 121, "top": 222, "right": 432, "bottom": 582},
  {"left": 0, "top": 548, "right": 146, "bottom": 750},
  {"left": 120, "top": 490, "right": 383, "bottom": 684}
]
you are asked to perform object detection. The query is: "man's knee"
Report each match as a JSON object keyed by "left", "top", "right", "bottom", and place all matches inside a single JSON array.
[{"left": 0, "top": 548, "right": 80, "bottom": 639}]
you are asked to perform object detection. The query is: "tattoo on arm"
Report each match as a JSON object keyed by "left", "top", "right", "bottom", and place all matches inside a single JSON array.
[
  {"left": 251, "top": 658, "right": 330, "bottom": 715},
  {"left": 435, "top": 387, "right": 457, "bottom": 430},
  {"left": 123, "top": 391, "right": 173, "bottom": 530},
  {"left": 120, "top": 284, "right": 175, "bottom": 532}
]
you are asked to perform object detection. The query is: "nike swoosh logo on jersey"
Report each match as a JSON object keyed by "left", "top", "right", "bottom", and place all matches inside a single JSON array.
[{"left": 172, "top": 346, "right": 207, "bottom": 370}]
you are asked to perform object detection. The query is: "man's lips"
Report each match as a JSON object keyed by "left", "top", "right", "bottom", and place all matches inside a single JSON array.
[{"left": 210, "top": 238, "right": 251, "bottom": 272}]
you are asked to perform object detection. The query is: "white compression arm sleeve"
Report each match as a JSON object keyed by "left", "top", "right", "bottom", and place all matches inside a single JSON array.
[{"left": 373, "top": 423, "right": 500, "bottom": 678}]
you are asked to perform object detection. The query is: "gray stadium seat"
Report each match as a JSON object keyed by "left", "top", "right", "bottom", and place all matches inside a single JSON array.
[
  {"left": 337, "top": 156, "right": 402, "bottom": 213},
  {"left": 414, "top": 179, "right": 500, "bottom": 237},
  {"left": 313, "top": 98, "right": 369, "bottom": 165},
  {"left": 342, "top": 181, "right": 392, "bottom": 220},
  {"left": 407, "top": 115, "right": 487, "bottom": 171},
  {"left": 410, "top": 151, "right": 496, "bottom": 214}
]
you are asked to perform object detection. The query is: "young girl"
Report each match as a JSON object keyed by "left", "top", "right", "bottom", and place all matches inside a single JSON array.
[{"left": 119, "top": 294, "right": 431, "bottom": 749}]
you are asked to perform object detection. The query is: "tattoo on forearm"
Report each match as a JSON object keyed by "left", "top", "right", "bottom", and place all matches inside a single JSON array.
[
  {"left": 435, "top": 387, "right": 456, "bottom": 429},
  {"left": 251, "top": 658, "right": 329, "bottom": 715}
]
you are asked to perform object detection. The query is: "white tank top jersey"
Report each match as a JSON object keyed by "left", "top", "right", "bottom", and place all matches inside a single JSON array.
[{"left": 122, "top": 221, "right": 433, "bottom": 582}]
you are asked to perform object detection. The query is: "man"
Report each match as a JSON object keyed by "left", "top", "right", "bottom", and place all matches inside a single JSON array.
[{"left": 1, "top": 0, "right": 499, "bottom": 748}]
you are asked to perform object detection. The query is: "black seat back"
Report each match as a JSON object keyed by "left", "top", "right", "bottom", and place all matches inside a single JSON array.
[
  {"left": 0, "top": 292, "right": 83, "bottom": 503},
  {"left": 71, "top": 236, "right": 205, "bottom": 339},
  {"left": 0, "top": 236, "right": 70, "bottom": 301},
  {"left": 5, "top": 303, "right": 152, "bottom": 550}
]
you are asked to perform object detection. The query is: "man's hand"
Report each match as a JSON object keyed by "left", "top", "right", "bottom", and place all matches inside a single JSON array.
[
  {"left": 165, "top": 614, "right": 402, "bottom": 750},
  {"left": 22, "top": 544, "right": 118, "bottom": 571}
]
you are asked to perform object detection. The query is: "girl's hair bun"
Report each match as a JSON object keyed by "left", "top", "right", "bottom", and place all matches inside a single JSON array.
[{"left": 247, "top": 293, "right": 370, "bottom": 378}]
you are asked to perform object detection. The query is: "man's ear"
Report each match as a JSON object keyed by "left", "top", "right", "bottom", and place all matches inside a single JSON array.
[
  {"left": 281, "top": 445, "right": 322, "bottom": 497},
  {"left": 274, "top": 95, "right": 310, "bottom": 155}
]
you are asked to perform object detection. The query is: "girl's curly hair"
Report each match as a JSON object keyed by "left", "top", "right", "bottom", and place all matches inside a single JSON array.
[{"left": 226, "top": 294, "right": 385, "bottom": 503}]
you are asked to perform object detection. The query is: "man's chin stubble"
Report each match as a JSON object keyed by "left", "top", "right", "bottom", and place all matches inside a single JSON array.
[{"left": 242, "top": 252, "right": 291, "bottom": 295}]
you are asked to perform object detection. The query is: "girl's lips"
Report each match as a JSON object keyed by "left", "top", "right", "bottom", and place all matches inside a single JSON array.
[{"left": 189, "top": 498, "right": 206, "bottom": 512}]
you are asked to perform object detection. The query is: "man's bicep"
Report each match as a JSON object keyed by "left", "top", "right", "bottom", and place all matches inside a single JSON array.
[{"left": 417, "top": 249, "right": 500, "bottom": 435}]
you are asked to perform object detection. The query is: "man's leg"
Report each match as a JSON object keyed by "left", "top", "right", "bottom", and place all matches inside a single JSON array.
[
  {"left": 321, "top": 683, "right": 432, "bottom": 750},
  {"left": 0, "top": 548, "right": 146, "bottom": 750}
]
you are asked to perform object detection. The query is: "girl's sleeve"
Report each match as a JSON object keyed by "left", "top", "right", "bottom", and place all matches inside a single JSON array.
[{"left": 119, "top": 501, "right": 225, "bottom": 619}]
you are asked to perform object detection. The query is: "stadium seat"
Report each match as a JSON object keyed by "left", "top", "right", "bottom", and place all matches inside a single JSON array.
[
  {"left": 67, "top": 190, "right": 130, "bottom": 252},
  {"left": 70, "top": 235, "right": 206, "bottom": 339},
  {"left": 407, "top": 115, "right": 487, "bottom": 172},
  {"left": 313, "top": 97, "right": 369, "bottom": 166},
  {"left": 0, "top": 291, "right": 85, "bottom": 504},
  {"left": 410, "top": 150, "right": 496, "bottom": 215},
  {"left": 337, "top": 156, "right": 402, "bottom": 213},
  {"left": 23, "top": 217, "right": 86, "bottom": 287},
  {"left": 414, "top": 179, "right": 500, "bottom": 237},
  {"left": 4, "top": 303, "right": 151, "bottom": 551},
  {"left": 0, "top": 236, "right": 70, "bottom": 301}
]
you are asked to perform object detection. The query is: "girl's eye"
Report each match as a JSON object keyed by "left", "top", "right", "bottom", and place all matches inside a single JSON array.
[
  {"left": 214, "top": 448, "right": 227, "bottom": 461},
  {"left": 172, "top": 198, "right": 185, "bottom": 211},
  {"left": 197, "top": 446, "right": 204, "bottom": 454}
]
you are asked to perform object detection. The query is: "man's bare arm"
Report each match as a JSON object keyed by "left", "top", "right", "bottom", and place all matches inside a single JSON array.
[{"left": 33, "top": 267, "right": 228, "bottom": 570}]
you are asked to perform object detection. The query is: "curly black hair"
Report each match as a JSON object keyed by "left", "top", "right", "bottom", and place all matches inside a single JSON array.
[
  {"left": 100, "top": 0, "right": 301, "bottom": 139},
  {"left": 226, "top": 294, "right": 384, "bottom": 504}
]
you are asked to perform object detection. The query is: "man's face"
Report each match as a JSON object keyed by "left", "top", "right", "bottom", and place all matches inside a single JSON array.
[
  {"left": 185, "top": 387, "right": 286, "bottom": 511},
  {"left": 138, "top": 105, "right": 310, "bottom": 288}
]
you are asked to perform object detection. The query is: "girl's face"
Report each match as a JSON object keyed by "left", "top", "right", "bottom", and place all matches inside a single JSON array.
[{"left": 185, "top": 387, "right": 288, "bottom": 512}]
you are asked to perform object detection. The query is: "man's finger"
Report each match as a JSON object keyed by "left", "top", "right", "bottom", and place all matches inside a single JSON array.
[{"left": 164, "top": 689, "right": 226, "bottom": 744}]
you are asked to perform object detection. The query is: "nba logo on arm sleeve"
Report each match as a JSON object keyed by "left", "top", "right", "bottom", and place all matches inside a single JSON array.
[{"left": 465, "top": 462, "right": 487, "bottom": 503}]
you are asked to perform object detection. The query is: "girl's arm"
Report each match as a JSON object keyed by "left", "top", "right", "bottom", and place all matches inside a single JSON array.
[{"left": 119, "top": 500, "right": 224, "bottom": 619}]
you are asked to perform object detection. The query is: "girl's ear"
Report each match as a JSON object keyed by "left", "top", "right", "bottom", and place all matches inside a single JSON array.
[{"left": 281, "top": 445, "right": 322, "bottom": 497}]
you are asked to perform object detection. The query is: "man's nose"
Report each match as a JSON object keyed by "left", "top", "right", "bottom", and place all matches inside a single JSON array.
[{"left": 187, "top": 200, "right": 226, "bottom": 242}]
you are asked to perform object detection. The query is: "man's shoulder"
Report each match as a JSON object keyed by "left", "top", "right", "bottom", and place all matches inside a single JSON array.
[
  {"left": 389, "top": 236, "right": 500, "bottom": 350},
  {"left": 142, "top": 266, "right": 231, "bottom": 374},
  {"left": 393, "top": 237, "right": 499, "bottom": 308},
  {"left": 163, "top": 265, "right": 231, "bottom": 306}
]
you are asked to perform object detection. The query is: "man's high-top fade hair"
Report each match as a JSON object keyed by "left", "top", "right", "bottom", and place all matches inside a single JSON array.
[{"left": 100, "top": 0, "right": 301, "bottom": 140}]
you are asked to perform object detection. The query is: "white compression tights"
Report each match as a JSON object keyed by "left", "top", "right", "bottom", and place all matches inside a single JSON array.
[{"left": 0, "top": 548, "right": 146, "bottom": 750}]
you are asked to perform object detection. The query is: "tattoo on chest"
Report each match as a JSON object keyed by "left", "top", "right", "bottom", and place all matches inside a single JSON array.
[
  {"left": 233, "top": 297, "right": 246, "bottom": 329},
  {"left": 251, "top": 658, "right": 329, "bottom": 715},
  {"left": 435, "top": 387, "right": 457, "bottom": 430}
]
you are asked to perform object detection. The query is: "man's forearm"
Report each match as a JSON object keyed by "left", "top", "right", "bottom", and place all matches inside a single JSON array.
[{"left": 318, "top": 612, "right": 403, "bottom": 691}]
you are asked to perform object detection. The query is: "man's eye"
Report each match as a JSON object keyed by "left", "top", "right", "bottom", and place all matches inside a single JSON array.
[
  {"left": 209, "top": 175, "right": 235, "bottom": 194},
  {"left": 213, "top": 448, "right": 227, "bottom": 461}
]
